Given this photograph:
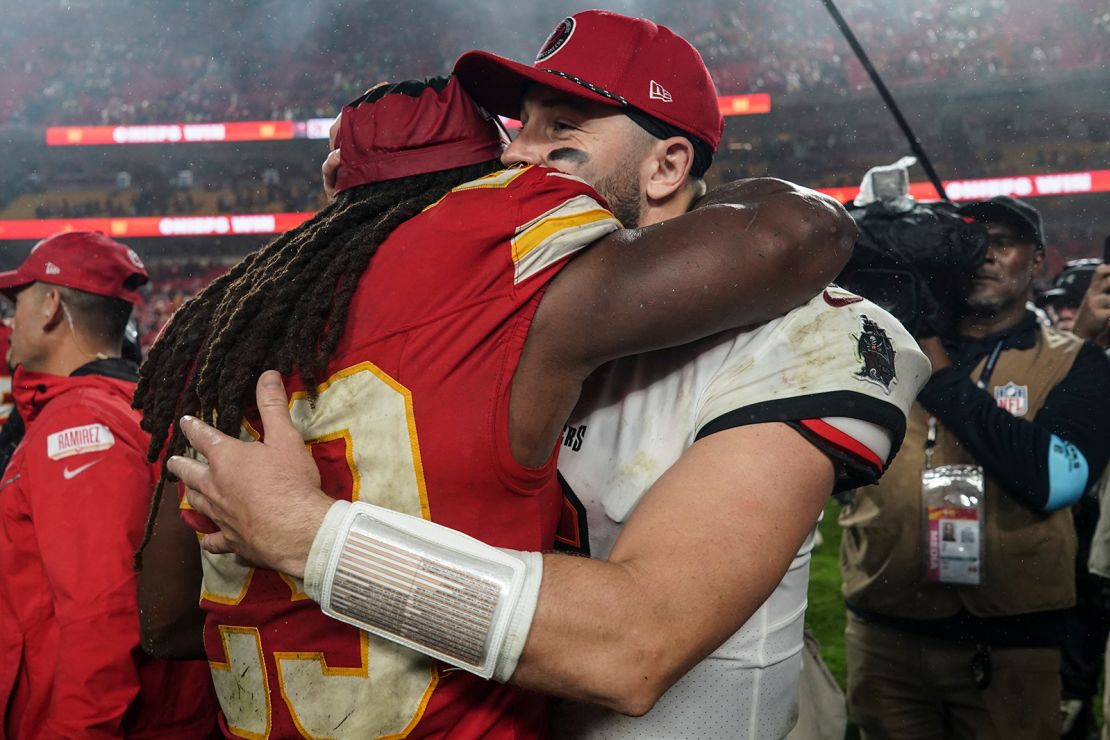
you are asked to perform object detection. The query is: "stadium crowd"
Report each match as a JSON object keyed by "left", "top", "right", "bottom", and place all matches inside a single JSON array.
[{"left": 2, "top": 0, "right": 1108, "bottom": 127}]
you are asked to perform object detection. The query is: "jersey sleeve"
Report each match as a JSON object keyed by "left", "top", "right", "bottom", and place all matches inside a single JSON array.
[
  {"left": 694, "top": 287, "right": 932, "bottom": 490},
  {"left": 504, "top": 166, "right": 621, "bottom": 285},
  {"left": 26, "top": 403, "right": 156, "bottom": 736}
]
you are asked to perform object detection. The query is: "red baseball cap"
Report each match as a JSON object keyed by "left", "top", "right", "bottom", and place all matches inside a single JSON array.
[
  {"left": 0, "top": 231, "right": 148, "bottom": 305},
  {"left": 334, "top": 76, "right": 506, "bottom": 194},
  {"left": 453, "top": 10, "right": 723, "bottom": 152}
]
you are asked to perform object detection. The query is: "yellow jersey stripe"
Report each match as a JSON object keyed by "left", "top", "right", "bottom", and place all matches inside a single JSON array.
[
  {"left": 512, "top": 208, "right": 620, "bottom": 285},
  {"left": 423, "top": 166, "right": 532, "bottom": 213},
  {"left": 511, "top": 207, "right": 616, "bottom": 264},
  {"left": 451, "top": 165, "right": 532, "bottom": 192}
]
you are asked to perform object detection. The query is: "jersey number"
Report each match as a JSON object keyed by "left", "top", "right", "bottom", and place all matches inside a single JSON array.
[{"left": 201, "top": 364, "right": 437, "bottom": 739}]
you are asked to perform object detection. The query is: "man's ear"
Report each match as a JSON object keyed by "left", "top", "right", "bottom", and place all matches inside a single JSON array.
[
  {"left": 644, "top": 136, "right": 694, "bottom": 203},
  {"left": 40, "top": 287, "right": 65, "bottom": 333},
  {"left": 1031, "top": 248, "right": 1046, "bottom": 273}
]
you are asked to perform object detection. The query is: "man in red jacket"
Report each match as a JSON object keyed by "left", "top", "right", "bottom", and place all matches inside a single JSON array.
[{"left": 0, "top": 231, "right": 217, "bottom": 738}]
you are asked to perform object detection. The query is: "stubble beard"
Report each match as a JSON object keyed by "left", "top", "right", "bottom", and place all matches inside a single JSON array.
[
  {"left": 964, "top": 290, "right": 1007, "bottom": 316},
  {"left": 593, "top": 151, "right": 646, "bottom": 230}
]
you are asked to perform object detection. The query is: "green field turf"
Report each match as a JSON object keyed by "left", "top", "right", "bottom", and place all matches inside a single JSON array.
[{"left": 806, "top": 500, "right": 850, "bottom": 688}]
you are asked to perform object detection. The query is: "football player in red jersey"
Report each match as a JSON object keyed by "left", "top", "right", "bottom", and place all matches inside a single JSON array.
[{"left": 136, "top": 73, "right": 854, "bottom": 738}]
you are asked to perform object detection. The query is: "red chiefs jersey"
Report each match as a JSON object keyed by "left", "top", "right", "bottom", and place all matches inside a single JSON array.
[{"left": 195, "top": 165, "right": 619, "bottom": 739}]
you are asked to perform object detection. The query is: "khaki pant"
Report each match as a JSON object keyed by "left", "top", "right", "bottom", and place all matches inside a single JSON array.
[{"left": 845, "top": 614, "right": 1061, "bottom": 740}]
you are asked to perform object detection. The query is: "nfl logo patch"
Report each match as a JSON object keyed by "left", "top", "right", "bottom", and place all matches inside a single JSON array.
[{"left": 994, "top": 382, "right": 1029, "bottom": 417}]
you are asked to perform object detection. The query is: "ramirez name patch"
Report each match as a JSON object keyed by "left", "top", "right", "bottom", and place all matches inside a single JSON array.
[{"left": 47, "top": 423, "right": 116, "bottom": 460}]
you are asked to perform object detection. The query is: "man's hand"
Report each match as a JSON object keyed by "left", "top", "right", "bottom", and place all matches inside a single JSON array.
[
  {"left": 322, "top": 148, "right": 341, "bottom": 200},
  {"left": 166, "top": 371, "right": 332, "bottom": 579},
  {"left": 321, "top": 112, "right": 342, "bottom": 200},
  {"left": 1072, "top": 264, "right": 1110, "bottom": 346}
]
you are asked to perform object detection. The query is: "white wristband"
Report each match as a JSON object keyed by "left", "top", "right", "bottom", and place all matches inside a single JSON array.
[
  {"left": 304, "top": 499, "right": 541, "bottom": 681},
  {"left": 304, "top": 500, "right": 351, "bottom": 603}
]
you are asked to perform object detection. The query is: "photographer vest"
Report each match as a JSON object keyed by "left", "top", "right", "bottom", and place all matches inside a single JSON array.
[{"left": 841, "top": 322, "right": 1082, "bottom": 620}]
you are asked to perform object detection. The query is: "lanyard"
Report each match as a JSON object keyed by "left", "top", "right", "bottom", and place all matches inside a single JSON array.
[
  {"left": 925, "top": 417, "right": 938, "bottom": 469},
  {"left": 926, "top": 339, "right": 1005, "bottom": 468},
  {"left": 976, "top": 340, "right": 1006, "bottom": 391}
]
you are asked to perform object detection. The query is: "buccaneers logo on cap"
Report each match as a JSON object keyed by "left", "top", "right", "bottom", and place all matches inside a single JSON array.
[
  {"left": 853, "top": 315, "right": 897, "bottom": 394},
  {"left": 536, "top": 17, "right": 575, "bottom": 62},
  {"left": 126, "top": 248, "right": 144, "bottom": 269}
]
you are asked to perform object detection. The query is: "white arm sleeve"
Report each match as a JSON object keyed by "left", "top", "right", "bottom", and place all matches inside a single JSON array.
[{"left": 304, "top": 500, "right": 541, "bottom": 682}]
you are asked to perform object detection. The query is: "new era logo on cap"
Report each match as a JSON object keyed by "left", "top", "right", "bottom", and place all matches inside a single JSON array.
[
  {"left": 649, "top": 80, "right": 673, "bottom": 103},
  {"left": 0, "top": 231, "right": 148, "bottom": 305}
]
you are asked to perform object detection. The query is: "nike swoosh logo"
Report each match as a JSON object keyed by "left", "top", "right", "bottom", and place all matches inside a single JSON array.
[{"left": 63, "top": 458, "right": 103, "bottom": 480}]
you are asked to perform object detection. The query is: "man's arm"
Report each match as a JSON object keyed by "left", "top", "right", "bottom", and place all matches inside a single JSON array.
[
  {"left": 171, "top": 375, "right": 835, "bottom": 714},
  {"left": 918, "top": 340, "right": 1110, "bottom": 511},
  {"left": 529, "top": 178, "right": 855, "bottom": 376},
  {"left": 136, "top": 480, "right": 207, "bottom": 659},
  {"left": 510, "top": 422, "right": 833, "bottom": 713},
  {"left": 30, "top": 421, "right": 154, "bottom": 735}
]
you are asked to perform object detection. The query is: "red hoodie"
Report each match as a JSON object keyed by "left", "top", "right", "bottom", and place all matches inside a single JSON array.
[{"left": 0, "top": 360, "right": 217, "bottom": 739}]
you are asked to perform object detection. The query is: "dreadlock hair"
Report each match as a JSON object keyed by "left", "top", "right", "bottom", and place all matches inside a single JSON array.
[{"left": 132, "top": 157, "right": 503, "bottom": 568}]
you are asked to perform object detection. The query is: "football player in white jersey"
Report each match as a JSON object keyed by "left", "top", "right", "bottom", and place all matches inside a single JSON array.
[
  {"left": 550, "top": 288, "right": 923, "bottom": 738},
  {"left": 171, "top": 12, "right": 931, "bottom": 739}
]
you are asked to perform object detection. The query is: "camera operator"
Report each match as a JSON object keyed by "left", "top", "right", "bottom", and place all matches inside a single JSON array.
[{"left": 839, "top": 195, "right": 1110, "bottom": 739}]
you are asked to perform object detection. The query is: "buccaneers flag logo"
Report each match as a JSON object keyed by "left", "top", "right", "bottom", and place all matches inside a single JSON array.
[{"left": 854, "top": 315, "right": 897, "bottom": 394}]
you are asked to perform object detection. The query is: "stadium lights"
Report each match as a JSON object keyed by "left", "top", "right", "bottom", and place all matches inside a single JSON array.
[
  {"left": 2, "top": 167, "right": 1106, "bottom": 241},
  {"left": 44, "top": 95, "right": 773, "bottom": 147}
]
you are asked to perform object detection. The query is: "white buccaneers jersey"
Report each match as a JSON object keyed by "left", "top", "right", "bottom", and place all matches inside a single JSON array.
[{"left": 552, "top": 287, "right": 929, "bottom": 739}]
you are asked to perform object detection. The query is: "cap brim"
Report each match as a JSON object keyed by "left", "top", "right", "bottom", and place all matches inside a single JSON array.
[
  {"left": 959, "top": 202, "right": 1043, "bottom": 246},
  {"left": 1040, "top": 287, "right": 1067, "bottom": 299},
  {"left": 454, "top": 50, "right": 625, "bottom": 120},
  {"left": 0, "top": 270, "right": 32, "bottom": 300},
  {"left": 1038, "top": 289, "right": 1082, "bottom": 308}
]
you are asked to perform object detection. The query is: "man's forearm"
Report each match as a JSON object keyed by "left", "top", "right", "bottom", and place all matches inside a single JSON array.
[
  {"left": 137, "top": 481, "right": 208, "bottom": 659},
  {"left": 509, "top": 553, "right": 725, "bottom": 716},
  {"left": 305, "top": 424, "right": 834, "bottom": 715},
  {"left": 538, "top": 178, "right": 860, "bottom": 376},
  {"left": 919, "top": 368, "right": 1090, "bottom": 511},
  {"left": 506, "top": 423, "right": 834, "bottom": 713},
  {"left": 305, "top": 505, "right": 748, "bottom": 715},
  {"left": 695, "top": 177, "right": 855, "bottom": 302}
]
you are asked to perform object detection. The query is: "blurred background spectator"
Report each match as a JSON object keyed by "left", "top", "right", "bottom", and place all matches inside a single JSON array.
[{"left": 3, "top": 0, "right": 1106, "bottom": 127}]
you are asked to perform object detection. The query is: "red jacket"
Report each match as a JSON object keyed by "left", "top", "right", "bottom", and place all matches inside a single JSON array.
[{"left": 0, "top": 360, "right": 217, "bottom": 739}]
